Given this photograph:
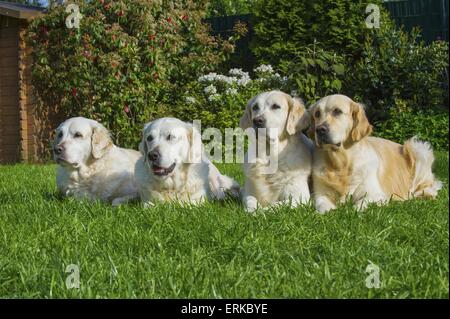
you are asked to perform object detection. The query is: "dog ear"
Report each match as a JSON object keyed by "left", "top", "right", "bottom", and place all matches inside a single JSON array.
[
  {"left": 307, "top": 103, "right": 317, "bottom": 141},
  {"left": 239, "top": 97, "right": 255, "bottom": 130},
  {"left": 187, "top": 124, "right": 202, "bottom": 163},
  {"left": 91, "top": 124, "right": 113, "bottom": 159},
  {"left": 349, "top": 101, "right": 372, "bottom": 143},
  {"left": 139, "top": 122, "right": 152, "bottom": 161},
  {"left": 286, "top": 96, "right": 309, "bottom": 135},
  {"left": 52, "top": 122, "right": 64, "bottom": 148}
]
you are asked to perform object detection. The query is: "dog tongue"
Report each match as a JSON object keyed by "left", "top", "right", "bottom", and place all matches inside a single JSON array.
[{"left": 153, "top": 166, "right": 165, "bottom": 173}]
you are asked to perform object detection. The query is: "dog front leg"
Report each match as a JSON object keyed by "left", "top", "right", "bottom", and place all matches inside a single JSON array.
[
  {"left": 243, "top": 194, "right": 258, "bottom": 213},
  {"left": 111, "top": 194, "right": 137, "bottom": 207},
  {"left": 280, "top": 175, "right": 311, "bottom": 207}
]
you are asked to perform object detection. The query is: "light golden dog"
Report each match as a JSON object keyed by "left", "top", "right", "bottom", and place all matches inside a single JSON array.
[
  {"left": 240, "top": 90, "right": 313, "bottom": 212},
  {"left": 53, "top": 117, "right": 141, "bottom": 206},
  {"left": 309, "top": 94, "right": 442, "bottom": 213},
  {"left": 135, "top": 117, "right": 240, "bottom": 207}
]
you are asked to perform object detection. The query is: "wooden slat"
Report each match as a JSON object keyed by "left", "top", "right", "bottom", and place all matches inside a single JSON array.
[
  {"left": 2, "top": 126, "right": 20, "bottom": 135},
  {"left": 0, "top": 26, "right": 18, "bottom": 38},
  {"left": 0, "top": 107, "right": 19, "bottom": 116},
  {"left": 0, "top": 57, "right": 18, "bottom": 67},
  {"left": 0, "top": 47, "right": 18, "bottom": 58},
  {"left": 0, "top": 38, "right": 18, "bottom": 48},
  {"left": 0, "top": 95, "right": 18, "bottom": 105},
  {"left": 0, "top": 86, "right": 18, "bottom": 97}
]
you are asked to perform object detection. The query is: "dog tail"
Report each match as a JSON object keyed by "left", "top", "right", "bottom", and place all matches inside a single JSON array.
[
  {"left": 208, "top": 163, "right": 241, "bottom": 200},
  {"left": 404, "top": 137, "right": 442, "bottom": 199}
]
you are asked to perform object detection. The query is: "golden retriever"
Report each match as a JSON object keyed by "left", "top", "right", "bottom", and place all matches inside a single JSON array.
[
  {"left": 53, "top": 117, "right": 141, "bottom": 206},
  {"left": 308, "top": 94, "right": 442, "bottom": 213},
  {"left": 240, "top": 90, "right": 313, "bottom": 212},
  {"left": 135, "top": 117, "right": 240, "bottom": 207}
]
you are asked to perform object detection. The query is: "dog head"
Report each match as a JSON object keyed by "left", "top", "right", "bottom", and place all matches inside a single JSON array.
[
  {"left": 53, "top": 117, "right": 113, "bottom": 168},
  {"left": 308, "top": 94, "right": 372, "bottom": 149},
  {"left": 239, "top": 90, "right": 309, "bottom": 141},
  {"left": 139, "top": 117, "right": 202, "bottom": 179}
]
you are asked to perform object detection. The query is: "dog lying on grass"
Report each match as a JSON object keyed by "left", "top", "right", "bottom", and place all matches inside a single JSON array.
[
  {"left": 239, "top": 90, "right": 313, "bottom": 213},
  {"left": 53, "top": 117, "right": 141, "bottom": 206},
  {"left": 135, "top": 117, "right": 240, "bottom": 207},
  {"left": 309, "top": 94, "right": 442, "bottom": 213}
]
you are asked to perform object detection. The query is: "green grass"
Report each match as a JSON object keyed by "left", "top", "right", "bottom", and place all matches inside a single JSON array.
[{"left": 0, "top": 152, "right": 448, "bottom": 298}]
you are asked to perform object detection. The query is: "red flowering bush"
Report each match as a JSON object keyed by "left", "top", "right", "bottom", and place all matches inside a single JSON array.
[{"left": 28, "top": 0, "right": 242, "bottom": 148}]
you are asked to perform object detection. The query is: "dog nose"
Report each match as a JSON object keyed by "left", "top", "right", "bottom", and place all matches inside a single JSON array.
[
  {"left": 148, "top": 150, "right": 160, "bottom": 162},
  {"left": 54, "top": 145, "right": 63, "bottom": 155},
  {"left": 253, "top": 117, "right": 265, "bottom": 128},
  {"left": 316, "top": 125, "right": 329, "bottom": 136}
]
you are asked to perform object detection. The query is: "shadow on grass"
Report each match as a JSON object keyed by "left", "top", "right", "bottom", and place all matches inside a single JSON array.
[{"left": 43, "top": 191, "right": 66, "bottom": 202}]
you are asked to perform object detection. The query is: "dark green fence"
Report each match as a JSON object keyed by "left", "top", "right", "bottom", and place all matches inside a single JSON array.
[{"left": 384, "top": 0, "right": 449, "bottom": 43}]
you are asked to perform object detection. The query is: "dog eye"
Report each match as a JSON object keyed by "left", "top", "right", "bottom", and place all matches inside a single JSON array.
[
  {"left": 333, "top": 108, "right": 342, "bottom": 116},
  {"left": 271, "top": 104, "right": 281, "bottom": 110},
  {"left": 74, "top": 132, "right": 82, "bottom": 138},
  {"left": 57, "top": 132, "right": 63, "bottom": 139},
  {"left": 147, "top": 135, "right": 154, "bottom": 142},
  {"left": 252, "top": 104, "right": 259, "bottom": 111},
  {"left": 315, "top": 110, "right": 321, "bottom": 118},
  {"left": 167, "top": 134, "right": 175, "bottom": 141}
]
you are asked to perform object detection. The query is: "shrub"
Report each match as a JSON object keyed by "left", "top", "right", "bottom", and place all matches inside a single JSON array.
[
  {"left": 278, "top": 41, "right": 346, "bottom": 104},
  {"left": 251, "top": 0, "right": 392, "bottom": 67},
  {"left": 374, "top": 107, "right": 449, "bottom": 151},
  {"left": 350, "top": 27, "right": 449, "bottom": 122},
  {"left": 28, "top": 0, "right": 240, "bottom": 149}
]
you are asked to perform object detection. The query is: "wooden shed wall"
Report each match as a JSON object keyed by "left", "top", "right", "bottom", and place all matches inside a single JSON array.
[
  {"left": 0, "top": 16, "right": 20, "bottom": 163},
  {"left": 0, "top": 15, "right": 50, "bottom": 164}
]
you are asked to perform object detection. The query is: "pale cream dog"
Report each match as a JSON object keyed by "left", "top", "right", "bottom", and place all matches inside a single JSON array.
[
  {"left": 53, "top": 117, "right": 141, "bottom": 206},
  {"left": 309, "top": 94, "right": 442, "bottom": 213},
  {"left": 239, "top": 90, "right": 313, "bottom": 212},
  {"left": 135, "top": 117, "right": 240, "bottom": 207}
]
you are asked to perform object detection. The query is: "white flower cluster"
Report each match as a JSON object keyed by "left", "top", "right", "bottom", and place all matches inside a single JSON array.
[
  {"left": 198, "top": 68, "right": 251, "bottom": 88},
  {"left": 208, "top": 94, "right": 221, "bottom": 102},
  {"left": 204, "top": 84, "right": 217, "bottom": 95},
  {"left": 185, "top": 96, "right": 197, "bottom": 104},
  {"left": 225, "top": 88, "right": 238, "bottom": 96},
  {"left": 254, "top": 64, "right": 274, "bottom": 73},
  {"left": 195, "top": 65, "right": 289, "bottom": 103},
  {"left": 199, "top": 73, "right": 237, "bottom": 85}
]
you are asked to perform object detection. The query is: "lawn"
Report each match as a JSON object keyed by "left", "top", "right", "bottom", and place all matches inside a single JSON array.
[{"left": 0, "top": 152, "right": 448, "bottom": 298}]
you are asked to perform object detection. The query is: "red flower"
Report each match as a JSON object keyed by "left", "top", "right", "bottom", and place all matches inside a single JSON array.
[
  {"left": 39, "top": 26, "right": 48, "bottom": 36},
  {"left": 148, "top": 34, "right": 155, "bottom": 41},
  {"left": 72, "top": 87, "right": 77, "bottom": 97},
  {"left": 124, "top": 105, "right": 130, "bottom": 113},
  {"left": 167, "top": 17, "right": 172, "bottom": 23},
  {"left": 182, "top": 15, "right": 188, "bottom": 21},
  {"left": 117, "top": 10, "right": 124, "bottom": 17},
  {"left": 153, "top": 73, "right": 159, "bottom": 80}
]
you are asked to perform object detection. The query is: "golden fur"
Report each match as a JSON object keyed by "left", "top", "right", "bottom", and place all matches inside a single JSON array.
[{"left": 309, "top": 94, "right": 442, "bottom": 213}]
